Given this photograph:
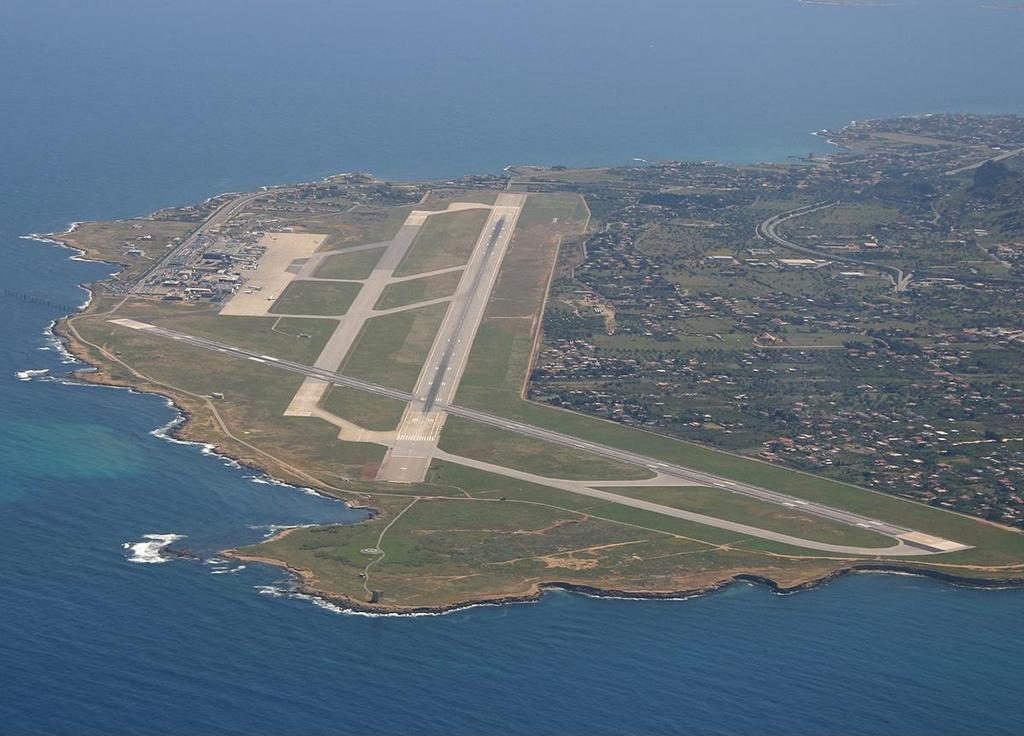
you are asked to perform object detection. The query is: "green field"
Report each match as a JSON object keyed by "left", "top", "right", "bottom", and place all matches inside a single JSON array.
[
  {"left": 376, "top": 270, "right": 463, "bottom": 310},
  {"left": 51, "top": 219, "right": 194, "bottom": 283},
  {"left": 341, "top": 302, "right": 449, "bottom": 391},
  {"left": 269, "top": 280, "right": 362, "bottom": 316},
  {"left": 598, "top": 485, "right": 891, "bottom": 548},
  {"left": 395, "top": 209, "right": 489, "bottom": 276},
  {"left": 318, "top": 204, "right": 414, "bottom": 250},
  {"left": 321, "top": 385, "right": 407, "bottom": 431},
  {"left": 244, "top": 489, "right": 851, "bottom": 609},
  {"left": 313, "top": 246, "right": 387, "bottom": 280},
  {"left": 89, "top": 300, "right": 339, "bottom": 364},
  {"left": 439, "top": 416, "right": 653, "bottom": 482},
  {"left": 422, "top": 190, "right": 499, "bottom": 208},
  {"left": 516, "top": 192, "right": 588, "bottom": 229},
  {"left": 73, "top": 309, "right": 385, "bottom": 481}
]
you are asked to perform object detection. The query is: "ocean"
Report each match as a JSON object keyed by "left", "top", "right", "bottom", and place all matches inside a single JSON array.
[{"left": 1, "top": 1, "right": 1022, "bottom": 733}]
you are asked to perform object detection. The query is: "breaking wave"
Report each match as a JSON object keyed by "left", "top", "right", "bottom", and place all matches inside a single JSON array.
[
  {"left": 15, "top": 369, "right": 49, "bottom": 381},
  {"left": 123, "top": 533, "right": 185, "bottom": 564}
]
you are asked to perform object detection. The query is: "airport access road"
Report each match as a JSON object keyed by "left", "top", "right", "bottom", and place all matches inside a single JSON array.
[
  {"left": 108, "top": 317, "right": 968, "bottom": 555},
  {"left": 132, "top": 189, "right": 272, "bottom": 296}
]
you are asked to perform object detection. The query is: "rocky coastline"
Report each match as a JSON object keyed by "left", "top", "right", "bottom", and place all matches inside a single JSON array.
[{"left": 223, "top": 527, "right": 1024, "bottom": 616}]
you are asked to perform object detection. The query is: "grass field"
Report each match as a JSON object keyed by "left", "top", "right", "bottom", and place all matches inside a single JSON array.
[
  {"left": 395, "top": 209, "right": 489, "bottom": 276},
  {"left": 320, "top": 385, "right": 407, "bottom": 431},
  {"left": 598, "top": 485, "right": 892, "bottom": 548},
  {"left": 72, "top": 310, "right": 385, "bottom": 481},
  {"left": 313, "top": 246, "right": 387, "bottom": 280},
  {"left": 318, "top": 205, "right": 414, "bottom": 250},
  {"left": 427, "top": 462, "right": 877, "bottom": 553},
  {"left": 51, "top": 219, "right": 194, "bottom": 282},
  {"left": 515, "top": 192, "right": 589, "bottom": 229},
  {"left": 422, "top": 190, "right": 499, "bottom": 208},
  {"left": 375, "top": 270, "right": 463, "bottom": 310},
  {"left": 341, "top": 302, "right": 449, "bottom": 391},
  {"left": 243, "top": 489, "right": 854, "bottom": 610},
  {"left": 88, "top": 300, "right": 339, "bottom": 364},
  {"left": 439, "top": 416, "right": 653, "bottom": 481},
  {"left": 269, "top": 280, "right": 362, "bottom": 316}
]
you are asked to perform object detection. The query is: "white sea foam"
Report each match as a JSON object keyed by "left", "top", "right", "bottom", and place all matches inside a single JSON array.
[
  {"left": 18, "top": 223, "right": 81, "bottom": 252},
  {"left": 148, "top": 404, "right": 240, "bottom": 468},
  {"left": 41, "top": 320, "right": 80, "bottom": 363},
  {"left": 18, "top": 222, "right": 120, "bottom": 270},
  {"left": 76, "top": 284, "right": 95, "bottom": 311},
  {"left": 244, "top": 474, "right": 333, "bottom": 500},
  {"left": 251, "top": 583, "right": 533, "bottom": 618},
  {"left": 203, "top": 444, "right": 242, "bottom": 468},
  {"left": 860, "top": 569, "right": 921, "bottom": 578},
  {"left": 20, "top": 222, "right": 116, "bottom": 269},
  {"left": 568, "top": 588, "right": 707, "bottom": 604},
  {"left": 15, "top": 369, "right": 49, "bottom": 381},
  {"left": 123, "top": 533, "right": 185, "bottom": 563},
  {"left": 254, "top": 585, "right": 290, "bottom": 598},
  {"left": 245, "top": 476, "right": 282, "bottom": 486},
  {"left": 247, "top": 522, "right": 317, "bottom": 540},
  {"left": 149, "top": 408, "right": 188, "bottom": 442},
  {"left": 297, "top": 591, "right": 533, "bottom": 618}
]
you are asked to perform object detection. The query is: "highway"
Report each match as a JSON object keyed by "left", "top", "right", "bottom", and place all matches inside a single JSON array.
[
  {"left": 757, "top": 202, "right": 913, "bottom": 292},
  {"left": 108, "top": 316, "right": 966, "bottom": 554}
]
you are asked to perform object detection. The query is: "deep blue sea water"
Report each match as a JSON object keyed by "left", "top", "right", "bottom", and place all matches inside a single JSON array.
[{"left": 2, "top": 1, "right": 1023, "bottom": 734}]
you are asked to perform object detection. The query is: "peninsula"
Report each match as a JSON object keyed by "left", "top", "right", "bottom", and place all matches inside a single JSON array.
[{"left": 52, "top": 114, "right": 1024, "bottom": 613}]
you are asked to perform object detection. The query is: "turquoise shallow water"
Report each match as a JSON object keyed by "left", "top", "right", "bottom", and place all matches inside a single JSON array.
[{"left": 2, "top": 1, "right": 1023, "bottom": 733}]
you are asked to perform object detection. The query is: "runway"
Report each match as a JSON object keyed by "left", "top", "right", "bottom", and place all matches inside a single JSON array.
[
  {"left": 376, "top": 193, "right": 526, "bottom": 482},
  {"left": 107, "top": 316, "right": 968, "bottom": 555},
  {"left": 278, "top": 203, "right": 490, "bottom": 422}
]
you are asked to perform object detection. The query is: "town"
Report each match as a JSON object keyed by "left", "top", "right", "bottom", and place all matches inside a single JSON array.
[{"left": 524, "top": 114, "right": 1024, "bottom": 528}]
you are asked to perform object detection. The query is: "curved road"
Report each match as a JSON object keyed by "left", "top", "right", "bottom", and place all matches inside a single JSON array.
[{"left": 756, "top": 202, "right": 912, "bottom": 292}]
